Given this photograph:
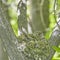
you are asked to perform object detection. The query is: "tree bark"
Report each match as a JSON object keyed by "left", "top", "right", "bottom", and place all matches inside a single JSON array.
[
  {"left": 29, "top": 0, "right": 49, "bottom": 32},
  {"left": 0, "top": 1, "right": 24, "bottom": 60},
  {"left": 0, "top": 40, "right": 8, "bottom": 60}
]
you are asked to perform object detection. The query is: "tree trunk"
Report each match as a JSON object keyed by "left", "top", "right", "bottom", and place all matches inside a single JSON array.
[
  {"left": 0, "top": 40, "right": 8, "bottom": 60},
  {"left": 0, "top": 1, "right": 24, "bottom": 60},
  {"left": 29, "top": 0, "right": 49, "bottom": 32}
]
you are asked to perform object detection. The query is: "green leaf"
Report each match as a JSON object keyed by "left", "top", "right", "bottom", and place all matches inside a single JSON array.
[{"left": 52, "top": 46, "right": 60, "bottom": 52}]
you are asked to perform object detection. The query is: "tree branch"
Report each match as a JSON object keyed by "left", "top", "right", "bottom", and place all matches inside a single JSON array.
[{"left": 0, "top": 1, "right": 24, "bottom": 60}]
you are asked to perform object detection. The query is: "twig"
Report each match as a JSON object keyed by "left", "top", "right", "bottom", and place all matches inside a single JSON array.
[{"left": 54, "top": 0, "right": 60, "bottom": 29}]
